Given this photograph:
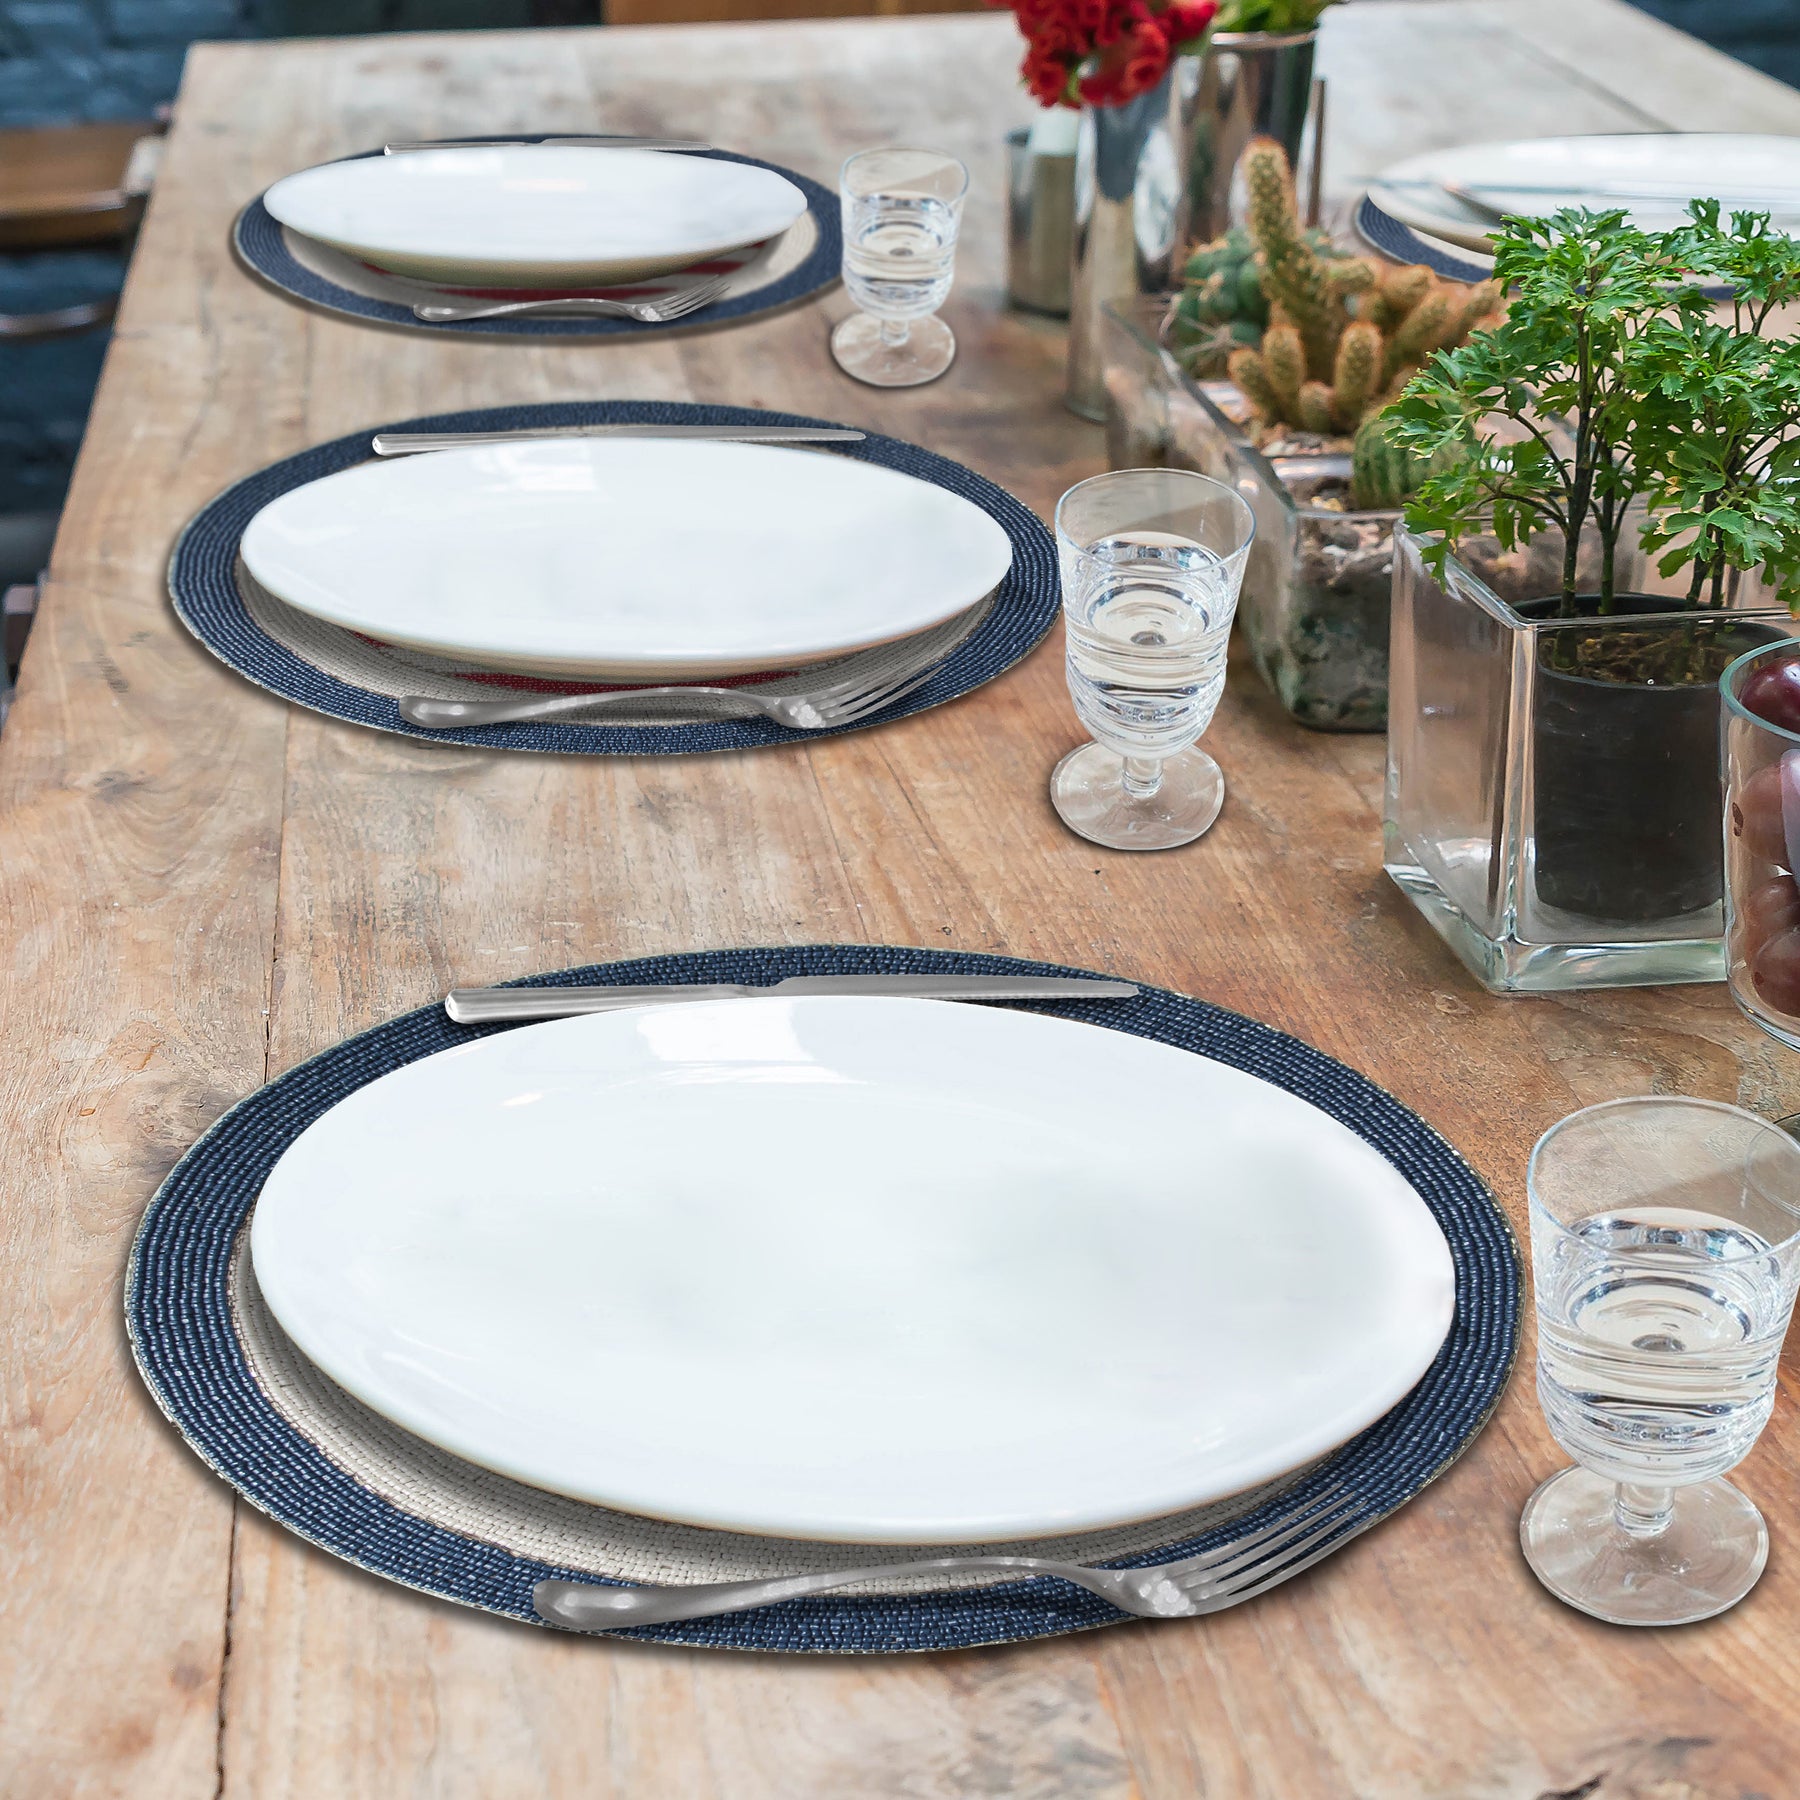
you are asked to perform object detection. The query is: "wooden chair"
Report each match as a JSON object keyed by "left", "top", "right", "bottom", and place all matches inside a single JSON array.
[{"left": 0, "top": 120, "right": 162, "bottom": 340}]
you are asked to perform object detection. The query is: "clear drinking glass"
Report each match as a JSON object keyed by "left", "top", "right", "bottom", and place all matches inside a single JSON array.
[
  {"left": 1523, "top": 1097, "right": 1800, "bottom": 1625},
  {"left": 1721, "top": 640, "right": 1800, "bottom": 1049},
  {"left": 831, "top": 148, "right": 967, "bottom": 388},
  {"left": 1051, "top": 468, "right": 1255, "bottom": 851}
]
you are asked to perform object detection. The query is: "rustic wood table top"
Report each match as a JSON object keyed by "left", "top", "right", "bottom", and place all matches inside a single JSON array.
[{"left": 6, "top": 4, "right": 1800, "bottom": 1794}]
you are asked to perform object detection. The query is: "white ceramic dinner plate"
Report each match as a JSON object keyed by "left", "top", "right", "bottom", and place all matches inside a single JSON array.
[
  {"left": 261, "top": 146, "right": 809, "bottom": 286},
  {"left": 250, "top": 997, "right": 1458, "bottom": 1544},
  {"left": 237, "top": 439, "right": 1016, "bottom": 680},
  {"left": 1369, "top": 133, "right": 1800, "bottom": 254}
]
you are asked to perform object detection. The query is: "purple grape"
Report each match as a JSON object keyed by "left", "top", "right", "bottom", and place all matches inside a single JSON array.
[{"left": 1738, "top": 655, "right": 1800, "bottom": 734}]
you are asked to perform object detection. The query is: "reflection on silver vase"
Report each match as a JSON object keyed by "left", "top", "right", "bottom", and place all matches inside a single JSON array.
[
  {"left": 1186, "top": 30, "right": 1317, "bottom": 245},
  {"left": 1066, "top": 61, "right": 1194, "bottom": 420},
  {"left": 1007, "top": 126, "right": 1076, "bottom": 316},
  {"left": 1064, "top": 36, "right": 1317, "bottom": 420}
]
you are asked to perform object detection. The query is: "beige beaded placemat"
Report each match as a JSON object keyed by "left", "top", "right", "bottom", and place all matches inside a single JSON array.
[{"left": 227, "top": 1229, "right": 1303, "bottom": 1597}]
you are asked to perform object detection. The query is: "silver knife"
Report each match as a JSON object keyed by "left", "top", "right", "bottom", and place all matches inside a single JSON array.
[
  {"left": 444, "top": 974, "right": 1138, "bottom": 1025},
  {"left": 371, "top": 425, "right": 866, "bottom": 456},
  {"left": 383, "top": 137, "right": 712, "bottom": 154}
]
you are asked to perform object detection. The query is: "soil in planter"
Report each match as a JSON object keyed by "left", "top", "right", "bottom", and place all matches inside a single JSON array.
[
  {"left": 1267, "top": 484, "right": 1396, "bottom": 733},
  {"left": 1523, "top": 597, "right": 1788, "bottom": 923}
]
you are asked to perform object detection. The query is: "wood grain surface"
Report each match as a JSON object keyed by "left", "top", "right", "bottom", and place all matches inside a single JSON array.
[{"left": 4, "top": 8, "right": 1800, "bottom": 1796}]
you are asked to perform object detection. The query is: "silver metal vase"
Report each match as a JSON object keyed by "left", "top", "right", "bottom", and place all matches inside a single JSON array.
[{"left": 1064, "top": 31, "right": 1317, "bottom": 420}]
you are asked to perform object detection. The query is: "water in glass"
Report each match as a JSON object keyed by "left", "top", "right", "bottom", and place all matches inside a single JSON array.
[
  {"left": 843, "top": 192, "right": 959, "bottom": 323},
  {"left": 1521, "top": 1095, "right": 1800, "bottom": 1626},
  {"left": 1535, "top": 1206, "right": 1788, "bottom": 1487},
  {"left": 1064, "top": 532, "right": 1232, "bottom": 760}
]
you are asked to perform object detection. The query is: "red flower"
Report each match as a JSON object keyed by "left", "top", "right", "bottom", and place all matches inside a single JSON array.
[
  {"left": 993, "top": 0, "right": 1218, "bottom": 109},
  {"left": 1161, "top": 0, "right": 1217, "bottom": 46},
  {"left": 1078, "top": 12, "right": 1170, "bottom": 106}
]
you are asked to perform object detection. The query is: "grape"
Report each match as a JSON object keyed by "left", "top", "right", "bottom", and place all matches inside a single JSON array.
[
  {"left": 1752, "top": 926, "right": 1800, "bottom": 1017},
  {"left": 1739, "top": 874, "right": 1800, "bottom": 945},
  {"left": 1737, "top": 654, "right": 1800, "bottom": 733},
  {"left": 1730, "top": 761, "right": 1791, "bottom": 865}
]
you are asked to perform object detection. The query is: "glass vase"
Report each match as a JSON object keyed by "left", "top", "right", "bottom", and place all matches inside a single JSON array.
[
  {"left": 1385, "top": 527, "right": 1794, "bottom": 993},
  {"left": 1722, "top": 640, "right": 1800, "bottom": 1046}
]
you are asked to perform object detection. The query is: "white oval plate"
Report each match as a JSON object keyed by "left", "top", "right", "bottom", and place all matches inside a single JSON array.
[
  {"left": 262, "top": 146, "right": 809, "bottom": 286},
  {"left": 250, "top": 997, "right": 1458, "bottom": 1544},
  {"left": 1369, "top": 132, "right": 1800, "bottom": 255},
  {"left": 238, "top": 439, "right": 1016, "bottom": 680}
]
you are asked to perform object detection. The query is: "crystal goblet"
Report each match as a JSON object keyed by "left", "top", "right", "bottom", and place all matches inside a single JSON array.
[
  {"left": 1523, "top": 1096, "right": 1800, "bottom": 1625},
  {"left": 831, "top": 148, "right": 967, "bottom": 389},
  {"left": 1050, "top": 467, "right": 1255, "bottom": 851}
]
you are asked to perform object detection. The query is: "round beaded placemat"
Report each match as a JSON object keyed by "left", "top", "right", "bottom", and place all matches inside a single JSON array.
[
  {"left": 168, "top": 402, "right": 1059, "bottom": 756},
  {"left": 127, "top": 945, "right": 1521, "bottom": 1654},
  {"left": 232, "top": 142, "right": 839, "bottom": 340}
]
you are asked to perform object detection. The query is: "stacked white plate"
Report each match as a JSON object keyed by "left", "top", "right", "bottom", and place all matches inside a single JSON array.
[
  {"left": 261, "top": 144, "right": 809, "bottom": 291},
  {"left": 238, "top": 438, "right": 1017, "bottom": 683},
  {"left": 1365, "top": 132, "right": 1800, "bottom": 267},
  {"left": 249, "top": 997, "right": 1457, "bottom": 1544}
]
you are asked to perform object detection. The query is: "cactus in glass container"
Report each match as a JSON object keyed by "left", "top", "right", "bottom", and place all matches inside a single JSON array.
[
  {"left": 1168, "top": 218, "right": 1354, "bottom": 379},
  {"left": 1222, "top": 137, "right": 1504, "bottom": 437},
  {"left": 1167, "top": 229, "right": 1267, "bottom": 376},
  {"left": 1349, "top": 409, "right": 1468, "bottom": 511}
]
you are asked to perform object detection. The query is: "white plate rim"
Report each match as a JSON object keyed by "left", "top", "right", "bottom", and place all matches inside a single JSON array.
[
  {"left": 262, "top": 144, "right": 811, "bottom": 282},
  {"left": 248, "top": 996, "right": 1460, "bottom": 1544},
  {"left": 1368, "top": 131, "right": 1800, "bottom": 251},
  {"left": 236, "top": 438, "right": 1018, "bottom": 679}
]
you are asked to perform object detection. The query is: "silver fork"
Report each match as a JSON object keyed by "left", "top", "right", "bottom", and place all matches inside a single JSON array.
[
  {"left": 399, "top": 662, "right": 944, "bottom": 732},
  {"left": 413, "top": 275, "right": 730, "bottom": 325},
  {"left": 533, "top": 1485, "right": 1368, "bottom": 1630}
]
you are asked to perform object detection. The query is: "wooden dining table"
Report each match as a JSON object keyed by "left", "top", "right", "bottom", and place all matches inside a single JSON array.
[{"left": 7, "top": 2, "right": 1800, "bottom": 1793}]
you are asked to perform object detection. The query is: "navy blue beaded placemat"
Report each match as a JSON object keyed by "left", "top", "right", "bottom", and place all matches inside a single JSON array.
[
  {"left": 232, "top": 142, "right": 840, "bottom": 340},
  {"left": 127, "top": 945, "right": 1521, "bottom": 1655},
  {"left": 1354, "top": 195, "right": 1495, "bottom": 283},
  {"left": 168, "top": 401, "right": 1059, "bottom": 756}
]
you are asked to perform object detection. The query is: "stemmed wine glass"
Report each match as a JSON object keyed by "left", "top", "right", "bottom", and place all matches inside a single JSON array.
[
  {"left": 831, "top": 148, "right": 967, "bottom": 388},
  {"left": 1050, "top": 468, "right": 1255, "bottom": 851},
  {"left": 1523, "top": 1096, "right": 1800, "bottom": 1625}
]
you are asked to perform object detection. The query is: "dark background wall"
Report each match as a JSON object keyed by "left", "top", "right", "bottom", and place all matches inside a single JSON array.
[
  {"left": 1629, "top": 0, "right": 1800, "bottom": 88},
  {"left": 0, "top": 1, "right": 591, "bottom": 564},
  {"left": 0, "top": 2, "right": 567, "bottom": 128}
]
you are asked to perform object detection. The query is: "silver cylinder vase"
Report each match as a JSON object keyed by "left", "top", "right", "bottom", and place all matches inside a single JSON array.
[
  {"left": 1006, "top": 125, "right": 1076, "bottom": 316},
  {"left": 1064, "top": 30, "right": 1317, "bottom": 420}
]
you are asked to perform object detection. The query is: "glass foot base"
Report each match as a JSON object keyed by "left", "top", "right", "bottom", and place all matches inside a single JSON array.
[
  {"left": 1382, "top": 852, "right": 1727, "bottom": 993},
  {"left": 1520, "top": 1466, "right": 1768, "bottom": 1626},
  {"left": 830, "top": 314, "right": 955, "bottom": 387},
  {"left": 1051, "top": 742, "right": 1223, "bottom": 851}
]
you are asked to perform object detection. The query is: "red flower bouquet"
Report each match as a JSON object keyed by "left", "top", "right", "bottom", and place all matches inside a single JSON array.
[{"left": 1000, "top": 0, "right": 1219, "bottom": 109}]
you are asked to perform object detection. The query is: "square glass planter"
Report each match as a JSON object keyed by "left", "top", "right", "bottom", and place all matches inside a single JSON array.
[
  {"left": 1101, "top": 296, "right": 1397, "bottom": 732},
  {"left": 1385, "top": 525, "right": 1794, "bottom": 993}
]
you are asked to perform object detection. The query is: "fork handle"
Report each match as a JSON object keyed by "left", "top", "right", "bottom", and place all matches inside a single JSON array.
[
  {"left": 415, "top": 299, "right": 640, "bottom": 322},
  {"left": 400, "top": 686, "right": 762, "bottom": 729},
  {"left": 534, "top": 1557, "right": 1104, "bottom": 1629}
]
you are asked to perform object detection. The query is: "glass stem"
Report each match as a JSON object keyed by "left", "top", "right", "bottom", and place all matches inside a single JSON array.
[
  {"left": 879, "top": 318, "right": 910, "bottom": 348},
  {"left": 1613, "top": 1482, "right": 1675, "bottom": 1540},
  {"left": 1121, "top": 756, "right": 1163, "bottom": 801}
]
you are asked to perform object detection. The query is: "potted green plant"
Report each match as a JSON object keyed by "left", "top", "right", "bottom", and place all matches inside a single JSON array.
[
  {"left": 1383, "top": 203, "right": 1800, "bottom": 991},
  {"left": 1101, "top": 138, "right": 1497, "bottom": 729}
]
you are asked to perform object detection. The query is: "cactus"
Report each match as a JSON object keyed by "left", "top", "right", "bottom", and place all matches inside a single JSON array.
[
  {"left": 1166, "top": 221, "right": 1353, "bottom": 378},
  {"left": 1222, "top": 137, "right": 1505, "bottom": 437},
  {"left": 1349, "top": 409, "right": 1467, "bottom": 511}
]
